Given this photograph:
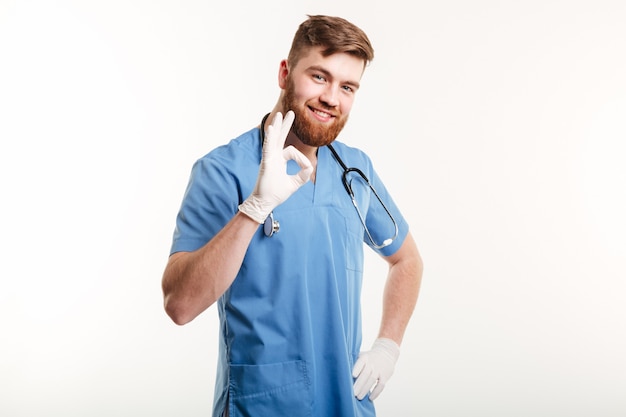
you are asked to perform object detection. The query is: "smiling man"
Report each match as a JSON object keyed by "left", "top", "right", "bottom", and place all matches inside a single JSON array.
[{"left": 162, "top": 15, "right": 423, "bottom": 417}]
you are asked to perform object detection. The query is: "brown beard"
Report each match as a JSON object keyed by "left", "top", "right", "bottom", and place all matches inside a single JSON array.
[{"left": 281, "top": 77, "right": 348, "bottom": 147}]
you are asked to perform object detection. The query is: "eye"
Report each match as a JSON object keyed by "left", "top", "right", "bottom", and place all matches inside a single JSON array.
[
  {"left": 313, "top": 74, "right": 326, "bottom": 82},
  {"left": 342, "top": 85, "right": 354, "bottom": 93}
]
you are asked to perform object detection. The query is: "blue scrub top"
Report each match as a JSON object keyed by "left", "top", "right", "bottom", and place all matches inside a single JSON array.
[{"left": 170, "top": 127, "right": 409, "bottom": 417}]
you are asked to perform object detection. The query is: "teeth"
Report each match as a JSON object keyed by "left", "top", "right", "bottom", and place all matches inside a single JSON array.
[{"left": 313, "top": 109, "right": 330, "bottom": 118}]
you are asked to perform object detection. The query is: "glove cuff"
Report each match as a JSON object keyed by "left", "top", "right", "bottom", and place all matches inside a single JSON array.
[
  {"left": 238, "top": 195, "right": 272, "bottom": 224},
  {"left": 373, "top": 338, "right": 401, "bottom": 362}
]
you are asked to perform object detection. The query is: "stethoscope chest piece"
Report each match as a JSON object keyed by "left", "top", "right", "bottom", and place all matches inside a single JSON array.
[{"left": 263, "top": 212, "right": 280, "bottom": 237}]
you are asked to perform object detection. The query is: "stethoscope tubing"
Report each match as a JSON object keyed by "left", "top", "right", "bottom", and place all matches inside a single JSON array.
[{"left": 259, "top": 114, "right": 398, "bottom": 248}]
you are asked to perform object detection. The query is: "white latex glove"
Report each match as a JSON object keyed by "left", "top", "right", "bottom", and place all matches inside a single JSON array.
[
  {"left": 238, "top": 111, "right": 313, "bottom": 223},
  {"left": 352, "top": 338, "right": 400, "bottom": 401}
]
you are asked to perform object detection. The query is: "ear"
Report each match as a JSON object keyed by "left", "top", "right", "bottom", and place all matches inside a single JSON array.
[{"left": 278, "top": 59, "right": 289, "bottom": 89}]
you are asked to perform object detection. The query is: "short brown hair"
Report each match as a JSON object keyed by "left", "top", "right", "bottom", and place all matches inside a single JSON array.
[{"left": 287, "top": 15, "right": 374, "bottom": 68}]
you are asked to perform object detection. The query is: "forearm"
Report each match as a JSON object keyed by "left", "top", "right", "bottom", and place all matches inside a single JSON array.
[
  {"left": 377, "top": 233, "right": 423, "bottom": 345},
  {"left": 162, "top": 211, "right": 259, "bottom": 325},
  {"left": 352, "top": 235, "right": 422, "bottom": 401}
]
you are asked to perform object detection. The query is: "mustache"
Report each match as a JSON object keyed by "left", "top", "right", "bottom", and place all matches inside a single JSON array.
[{"left": 310, "top": 102, "right": 339, "bottom": 115}]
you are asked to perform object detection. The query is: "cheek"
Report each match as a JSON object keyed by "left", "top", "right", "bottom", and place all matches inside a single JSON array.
[
  {"left": 339, "top": 96, "right": 355, "bottom": 115},
  {"left": 300, "top": 84, "right": 324, "bottom": 102}
]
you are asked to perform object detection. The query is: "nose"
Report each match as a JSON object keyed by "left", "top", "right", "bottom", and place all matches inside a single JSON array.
[{"left": 320, "top": 84, "right": 339, "bottom": 108}]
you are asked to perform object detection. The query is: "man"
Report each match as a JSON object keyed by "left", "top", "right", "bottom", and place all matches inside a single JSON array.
[{"left": 162, "top": 15, "right": 423, "bottom": 417}]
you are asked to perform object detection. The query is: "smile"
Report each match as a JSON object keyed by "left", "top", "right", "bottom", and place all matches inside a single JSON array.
[{"left": 309, "top": 106, "right": 335, "bottom": 122}]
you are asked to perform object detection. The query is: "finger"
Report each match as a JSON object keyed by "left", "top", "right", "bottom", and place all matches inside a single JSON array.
[
  {"left": 353, "top": 375, "right": 366, "bottom": 400},
  {"left": 352, "top": 357, "right": 366, "bottom": 378},
  {"left": 274, "top": 111, "right": 294, "bottom": 151},
  {"left": 296, "top": 165, "right": 314, "bottom": 184},
  {"left": 369, "top": 381, "right": 385, "bottom": 400},
  {"left": 353, "top": 368, "right": 375, "bottom": 400},
  {"left": 281, "top": 110, "right": 295, "bottom": 136},
  {"left": 269, "top": 111, "right": 283, "bottom": 130},
  {"left": 354, "top": 376, "right": 373, "bottom": 400},
  {"left": 283, "top": 146, "right": 313, "bottom": 186},
  {"left": 266, "top": 112, "right": 284, "bottom": 150},
  {"left": 282, "top": 145, "right": 311, "bottom": 168}
]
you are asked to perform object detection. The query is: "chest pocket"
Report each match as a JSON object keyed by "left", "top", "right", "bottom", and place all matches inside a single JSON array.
[
  {"left": 341, "top": 172, "right": 371, "bottom": 272},
  {"left": 344, "top": 214, "right": 365, "bottom": 272}
]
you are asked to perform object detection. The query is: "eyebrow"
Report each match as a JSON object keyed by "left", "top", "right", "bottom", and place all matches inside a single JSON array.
[{"left": 307, "top": 65, "right": 361, "bottom": 90}]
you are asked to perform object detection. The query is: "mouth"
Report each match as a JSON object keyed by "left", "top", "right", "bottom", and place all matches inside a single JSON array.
[{"left": 308, "top": 106, "right": 336, "bottom": 122}]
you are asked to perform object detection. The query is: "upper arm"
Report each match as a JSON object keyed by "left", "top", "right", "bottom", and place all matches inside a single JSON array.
[{"left": 383, "top": 231, "right": 422, "bottom": 272}]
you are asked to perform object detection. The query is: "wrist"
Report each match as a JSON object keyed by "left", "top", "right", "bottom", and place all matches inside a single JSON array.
[
  {"left": 373, "top": 338, "right": 401, "bottom": 361},
  {"left": 238, "top": 195, "right": 272, "bottom": 224}
]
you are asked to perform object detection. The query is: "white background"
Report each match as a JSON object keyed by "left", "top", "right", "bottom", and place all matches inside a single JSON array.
[{"left": 1, "top": 0, "right": 625, "bottom": 416}]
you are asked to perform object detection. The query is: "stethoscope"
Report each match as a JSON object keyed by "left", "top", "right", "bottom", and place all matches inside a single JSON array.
[{"left": 260, "top": 113, "right": 398, "bottom": 249}]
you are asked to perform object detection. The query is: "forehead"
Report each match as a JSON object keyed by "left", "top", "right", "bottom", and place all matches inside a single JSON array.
[{"left": 291, "top": 46, "right": 366, "bottom": 81}]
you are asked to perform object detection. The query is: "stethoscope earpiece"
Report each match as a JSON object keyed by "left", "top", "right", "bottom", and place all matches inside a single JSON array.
[{"left": 264, "top": 212, "right": 280, "bottom": 237}]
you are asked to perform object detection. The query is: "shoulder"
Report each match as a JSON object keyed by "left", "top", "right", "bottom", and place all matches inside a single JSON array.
[
  {"left": 328, "top": 140, "right": 374, "bottom": 169},
  {"left": 192, "top": 128, "right": 261, "bottom": 173}
]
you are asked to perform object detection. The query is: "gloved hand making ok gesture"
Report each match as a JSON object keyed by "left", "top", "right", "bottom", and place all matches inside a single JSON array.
[{"left": 238, "top": 111, "right": 313, "bottom": 224}]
